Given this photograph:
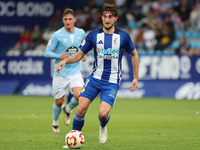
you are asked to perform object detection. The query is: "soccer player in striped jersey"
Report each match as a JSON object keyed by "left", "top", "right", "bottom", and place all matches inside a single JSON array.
[
  {"left": 44, "top": 8, "right": 87, "bottom": 133},
  {"left": 56, "top": 3, "right": 139, "bottom": 143}
]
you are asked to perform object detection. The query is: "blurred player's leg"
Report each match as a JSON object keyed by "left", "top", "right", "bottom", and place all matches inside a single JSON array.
[
  {"left": 64, "top": 75, "right": 84, "bottom": 125},
  {"left": 52, "top": 103, "right": 62, "bottom": 133},
  {"left": 52, "top": 95, "right": 65, "bottom": 133},
  {"left": 67, "top": 92, "right": 73, "bottom": 104},
  {"left": 63, "top": 97, "right": 78, "bottom": 125}
]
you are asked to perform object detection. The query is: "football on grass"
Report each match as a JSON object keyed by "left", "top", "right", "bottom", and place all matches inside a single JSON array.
[{"left": 65, "top": 130, "right": 85, "bottom": 149}]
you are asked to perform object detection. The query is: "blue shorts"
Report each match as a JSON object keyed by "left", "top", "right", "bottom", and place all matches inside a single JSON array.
[{"left": 79, "top": 77, "right": 119, "bottom": 107}]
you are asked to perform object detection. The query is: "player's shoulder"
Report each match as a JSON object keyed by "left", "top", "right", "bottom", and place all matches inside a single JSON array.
[
  {"left": 54, "top": 27, "right": 64, "bottom": 34},
  {"left": 115, "top": 27, "right": 130, "bottom": 38},
  {"left": 87, "top": 28, "right": 103, "bottom": 37},
  {"left": 52, "top": 27, "right": 64, "bottom": 38},
  {"left": 74, "top": 27, "right": 85, "bottom": 33}
]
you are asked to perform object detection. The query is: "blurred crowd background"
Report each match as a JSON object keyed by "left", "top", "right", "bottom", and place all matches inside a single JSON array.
[{"left": 5, "top": 0, "right": 200, "bottom": 56}]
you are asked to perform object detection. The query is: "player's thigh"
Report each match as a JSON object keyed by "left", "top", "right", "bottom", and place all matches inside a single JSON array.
[
  {"left": 99, "top": 101, "right": 112, "bottom": 119},
  {"left": 55, "top": 95, "right": 65, "bottom": 106},
  {"left": 71, "top": 87, "right": 82, "bottom": 101},
  {"left": 52, "top": 76, "right": 69, "bottom": 100},
  {"left": 77, "top": 96, "right": 92, "bottom": 116},
  {"left": 68, "top": 73, "right": 84, "bottom": 97},
  {"left": 79, "top": 77, "right": 101, "bottom": 102},
  {"left": 101, "top": 82, "right": 119, "bottom": 107}
]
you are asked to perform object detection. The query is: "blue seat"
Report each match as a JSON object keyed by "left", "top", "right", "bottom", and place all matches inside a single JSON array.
[
  {"left": 155, "top": 50, "right": 162, "bottom": 55},
  {"left": 195, "top": 41, "right": 200, "bottom": 48},
  {"left": 148, "top": 50, "right": 154, "bottom": 55},
  {"left": 190, "top": 41, "right": 198, "bottom": 49},
  {"left": 138, "top": 50, "right": 147, "bottom": 55},
  {"left": 163, "top": 50, "right": 169, "bottom": 55},
  {"left": 170, "top": 40, "right": 180, "bottom": 49},
  {"left": 128, "top": 21, "right": 137, "bottom": 29},
  {"left": 175, "top": 30, "right": 183, "bottom": 39},
  {"left": 192, "top": 31, "right": 200, "bottom": 38},
  {"left": 184, "top": 30, "right": 192, "bottom": 38}
]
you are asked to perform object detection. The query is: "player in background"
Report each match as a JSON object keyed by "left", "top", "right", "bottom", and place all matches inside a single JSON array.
[
  {"left": 56, "top": 3, "right": 139, "bottom": 143},
  {"left": 44, "top": 8, "right": 87, "bottom": 133}
]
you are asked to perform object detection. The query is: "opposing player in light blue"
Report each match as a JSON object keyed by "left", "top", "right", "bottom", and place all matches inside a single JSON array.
[
  {"left": 56, "top": 3, "right": 139, "bottom": 143},
  {"left": 44, "top": 8, "right": 87, "bottom": 133}
]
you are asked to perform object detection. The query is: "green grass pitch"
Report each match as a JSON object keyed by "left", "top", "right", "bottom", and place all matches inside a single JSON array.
[{"left": 0, "top": 95, "right": 200, "bottom": 150}]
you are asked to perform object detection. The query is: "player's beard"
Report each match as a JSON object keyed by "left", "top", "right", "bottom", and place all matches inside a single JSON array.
[{"left": 103, "top": 23, "right": 114, "bottom": 31}]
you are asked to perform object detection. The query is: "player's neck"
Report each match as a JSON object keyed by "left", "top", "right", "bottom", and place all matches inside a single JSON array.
[
  {"left": 64, "top": 27, "right": 74, "bottom": 33},
  {"left": 103, "top": 26, "right": 115, "bottom": 34}
]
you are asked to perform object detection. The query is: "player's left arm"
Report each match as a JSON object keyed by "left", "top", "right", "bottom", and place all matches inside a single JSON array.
[{"left": 129, "top": 49, "right": 139, "bottom": 91}]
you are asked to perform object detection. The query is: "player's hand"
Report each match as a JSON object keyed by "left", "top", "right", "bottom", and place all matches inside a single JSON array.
[
  {"left": 56, "top": 60, "right": 67, "bottom": 73},
  {"left": 82, "top": 55, "right": 87, "bottom": 62},
  {"left": 59, "top": 52, "right": 69, "bottom": 59},
  {"left": 129, "top": 79, "right": 138, "bottom": 91}
]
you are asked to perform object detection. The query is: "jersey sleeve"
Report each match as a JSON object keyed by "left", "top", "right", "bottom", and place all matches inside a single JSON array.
[
  {"left": 123, "top": 33, "right": 135, "bottom": 54},
  {"left": 79, "top": 33, "right": 93, "bottom": 54},
  {"left": 44, "top": 33, "right": 60, "bottom": 59}
]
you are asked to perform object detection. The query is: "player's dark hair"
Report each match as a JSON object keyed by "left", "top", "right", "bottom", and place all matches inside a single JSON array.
[
  {"left": 101, "top": 3, "right": 118, "bottom": 17},
  {"left": 63, "top": 8, "right": 75, "bottom": 17}
]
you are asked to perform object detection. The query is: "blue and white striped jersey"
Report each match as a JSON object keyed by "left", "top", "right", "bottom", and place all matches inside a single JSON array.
[
  {"left": 80, "top": 27, "right": 135, "bottom": 84},
  {"left": 44, "top": 27, "right": 85, "bottom": 77}
]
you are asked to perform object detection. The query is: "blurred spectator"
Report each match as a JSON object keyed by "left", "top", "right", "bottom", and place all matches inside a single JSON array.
[
  {"left": 115, "top": 0, "right": 127, "bottom": 8},
  {"left": 75, "top": 8, "right": 87, "bottom": 29},
  {"left": 161, "top": 22, "right": 175, "bottom": 45},
  {"left": 189, "top": 5, "right": 198, "bottom": 30},
  {"left": 31, "top": 24, "right": 43, "bottom": 49},
  {"left": 49, "top": 9, "right": 63, "bottom": 30},
  {"left": 94, "top": 0, "right": 107, "bottom": 8},
  {"left": 133, "top": 27, "right": 144, "bottom": 49},
  {"left": 141, "top": 0, "right": 153, "bottom": 16},
  {"left": 42, "top": 21, "right": 55, "bottom": 43},
  {"left": 175, "top": 34, "right": 194, "bottom": 56},
  {"left": 115, "top": 6, "right": 128, "bottom": 28},
  {"left": 90, "top": 12, "right": 102, "bottom": 30},
  {"left": 171, "top": 10, "right": 184, "bottom": 31},
  {"left": 8, "top": 29, "right": 32, "bottom": 54},
  {"left": 84, "top": 0, "right": 99, "bottom": 13},
  {"left": 154, "top": 28, "right": 164, "bottom": 51},
  {"left": 143, "top": 25, "right": 157, "bottom": 50},
  {"left": 179, "top": 5, "right": 190, "bottom": 30}
]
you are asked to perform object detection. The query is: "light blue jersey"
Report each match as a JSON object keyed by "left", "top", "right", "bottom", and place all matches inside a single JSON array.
[{"left": 44, "top": 27, "right": 85, "bottom": 77}]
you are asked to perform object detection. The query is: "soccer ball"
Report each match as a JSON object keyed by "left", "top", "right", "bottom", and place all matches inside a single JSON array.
[{"left": 65, "top": 130, "right": 85, "bottom": 149}]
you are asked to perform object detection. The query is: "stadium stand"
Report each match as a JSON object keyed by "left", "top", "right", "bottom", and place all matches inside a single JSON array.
[{"left": 2, "top": 0, "right": 200, "bottom": 56}]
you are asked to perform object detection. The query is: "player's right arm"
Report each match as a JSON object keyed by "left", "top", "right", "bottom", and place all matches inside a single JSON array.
[
  {"left": 44, "top": 33, "right": 69, "bottom": 59},
  {"left": 56, "top": 50, "right": 85, "bottom": 73}
]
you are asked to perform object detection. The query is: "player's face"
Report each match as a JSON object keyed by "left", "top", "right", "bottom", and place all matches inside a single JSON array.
[
  {"left": 102, "top": 11, "right": 118, "bottom": 30},
  {"left": 63, "top": 14, "right": 76, "bottom": 30}
]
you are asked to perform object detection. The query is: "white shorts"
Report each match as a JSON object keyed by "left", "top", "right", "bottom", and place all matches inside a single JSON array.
[{"left": 52, "top": 73, "right": 84, "bottom": 100}]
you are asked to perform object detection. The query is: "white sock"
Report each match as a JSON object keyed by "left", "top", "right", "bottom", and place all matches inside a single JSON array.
[
  {"left": 65, "top": 105, "right": 71, "bottom": 113},
  {"left": 53, "top": 120, "right": 59, "bottom": 126}
]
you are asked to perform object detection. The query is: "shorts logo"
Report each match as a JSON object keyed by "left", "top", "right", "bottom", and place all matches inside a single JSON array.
[
  {"left": 53, "top": 85, "right": 59, "bottom": 93},
  {"left": 81, "top": 87, "right": 85, "bottom": 93},
  {"left": 114, "top": 38, "right": 118, "bottom": 44},
  {"left": 109, "top": 89, "right": 116, "bottom": 98}
]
